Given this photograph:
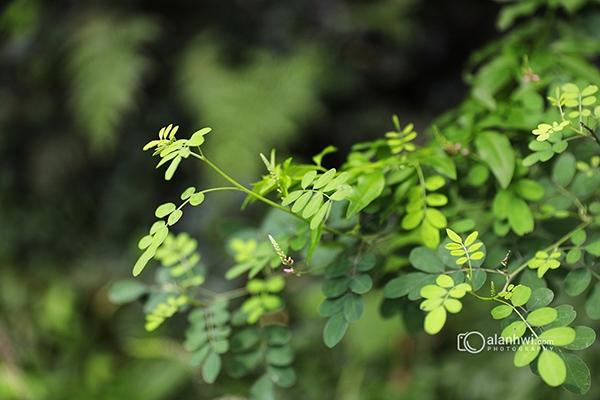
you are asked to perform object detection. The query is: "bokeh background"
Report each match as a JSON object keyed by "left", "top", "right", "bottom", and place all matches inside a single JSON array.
[{"left": 3, "top": 0, "right": 598, "bottom": 399}]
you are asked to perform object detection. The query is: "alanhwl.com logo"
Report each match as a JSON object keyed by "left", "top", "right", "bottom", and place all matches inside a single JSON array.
[{"left": 457, "top": 331, "right": 554, "bottom": 354}]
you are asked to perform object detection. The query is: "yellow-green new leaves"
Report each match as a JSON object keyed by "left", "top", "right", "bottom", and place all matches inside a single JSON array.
[
  {"left": 528, "top": 250, "right": 561, "bottom": 278},
  {"left": 145, "top": 294, "right": 188, "bottom": 331},
  {"left": 444, "top": 229, "right": 485, "bottom": 266},
  {"left": 401, "top": 174, "right": 448, "bottom": 249},
  {"left": 282, "top": 168, "right": 351, "bottom": 230},
  {"left": 143, "top": 124, "right": 212, "bottom": 180},
  {"left": 386, "top": 116, "right": 417, "bottom": 154},
  {"left": 420, "top": 274, "right": 471, "bottom": 334}
]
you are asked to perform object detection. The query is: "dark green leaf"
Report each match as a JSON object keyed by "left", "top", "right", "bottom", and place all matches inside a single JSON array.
[
  {"left": 564, "top": 268, "right": 591, "bottom": 296},
  {"left": 318, "top": 296, "right": 345, "bottom": 317},
  {"left": 267, "top": 365, "right": 296, "bottom": 388},
  {"left": 322, "top": 277, "right": 350, "bottom": 298},
  {"left": 323, "top": 313, "right": 348, "bottom": 348},
  {"left": 561, "top": 353, "right": 591, "bottom": 395},
  {"left": 545, "top": 305, "right": 576, "bottom": 329},
  {"left": 356, "top": 253, "right": 377, "bottom": 272},
  {"left": 526, "top": 287, "right": 554, "bottom": 311},
  {"left": 343, "top": 293, "right": 364, "bottom": 322},
  {"left": 266, "top": 345, "right": 295, "bottom": 366},
  {"left": 552, "top": 152, "right": 577, "bottom": 187},
  {"left": 230, "top": 328, "right": 260, "bottom": 352},
  {"left": 563, "top": 326, "right": 596, "bottom": 350},
  {"left": 409, "top": 247, "right": 445, "bottom": 273},
  {"left": 585, "top": 240, "right": 600, "bottom": 256},
  {"left": 383, "top": 272, "right": 433, "bottom": 299},
  {"left": 249, "top": 374, "right": 275, "bottom": 400},
  {"left": 264, "top": 325, "right": 292, "bottom": 346},
  {"left": 585, "top": 283, "right": 600, "bottom": 319},
  {"left": 350, "top": 274, "right": 373, "bottom": 294}
]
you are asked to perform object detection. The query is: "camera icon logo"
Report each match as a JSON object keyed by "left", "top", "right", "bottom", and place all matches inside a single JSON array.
[{"left": 457, "top": 331, "right": 485, "bottom": 354}]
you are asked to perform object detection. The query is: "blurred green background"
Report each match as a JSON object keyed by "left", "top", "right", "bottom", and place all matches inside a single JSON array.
[{"left": 2, "top": 0, "right": 598, "bottom": 399}]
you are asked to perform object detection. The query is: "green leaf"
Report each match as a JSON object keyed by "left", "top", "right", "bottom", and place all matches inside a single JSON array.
[
  {"left": 552, "top": 152, "right": 577, "bottom": 187},
  {"left": 282, "top": 190, "right": 303, "bottom": 206},
  {"left": 344, "top": 294, "right": 364, "bottom": 322},
  {"left": 323, "top": 313, "right": 349, "bottom": 348},
  {"left": 526, "top": 288, "right": 554, "bottom": 311},
  {"left": 409, "top": 247, "right": 445, "bottom": 273},
  {"left": 346, "top": 171, "right": 385, "bottom": 218},
  {"left": 318, "top": 297, "right": 345, "bottom": 317},
  {"left": 165, "top": 155, "right": 182, "bottom": 181},
  {"left": 538, "top": 327, "right": 576, "bottom": 346},
  {"left": 181, "top": 186, "right": 196, "bottom": 200},
  {"left": 425, "top": 208, "right": 447, "bottom": 229},
  {"left": 564, "top": 268, "right": 592, "bottom": 296},
  {"left": 475, "top": 131, "right": 515, "bottom": 189},
  {"left": 167, "top": 209, "right": 183, "bottom": 226},
  {"left": 501, "top": 321, "right": 526, "bottom": 339},
  {"left": 301, "top": 170, "right": 317, "bottom": 189},
  {"left": 133, "top": 247, "right": 155, "bottom": 276},
  {"left": 561, "top": 353, "right": 591, "bottom": 395},
  {"left": 492, "top": 189, "right": 512, "bottom": 219},
  {"left": 585, "top": 240, "right": 600, "bottom": 256},
  {"left": 436, "top": 274, "right": 455, "bottom": 288},
  {"left": 249, "top": 374, "right": 275, "bottom": 400},
  {"left": 508, "top": 196, "right": 534, "bottom": 236},
  {"left": 491, "top": 304, "right": 512, "bottom": 320},
  {"left": 401, "top": 210, "right": 424, "bottom": 230},
  {"left": 511, "top": 285, "right": 532, "bottom": 307},
  {"left": 514, "top": 343, "right": 540, "bottom": 367},
  {"left": 230, "top": 328, "right": 260, "bottom": 352},
  {"left": 291, "top": 192, "right": 312, "bottom": 213},
  {"left": 585, "top": 283, "right": 600, "bottom": 319},
  {"left": 266, "top": 345, "right": 295, "bottom": 367},
  {"left": 313, "top": 168, "right": 336, "bottom": 189},
  {"left": 155, "top": 202, "right": 177, "bottom": 218},
  {"left": 383, "top": 272, "right": 433, "bottom": 299},
  {"left": 444, "top": 298, "right": 463, "bottom": 313},
  {"left": 108, "top": 280, "right": 148, "bottom": 304},
  {"left": 302, "top": 192, "right": 323, "bottom": 218},
  {"left": 538, "top": 350, "right": 567, "bottom": 387},
  {"left": 264, "top": 325, "right": 292, "bottom": 346},
  {"left": 423, "top": 306, "right": 446, "bottom": 335},
  {"left": 202, "top": 351, "right": 221, "bottom": 384},
  {"left": 190, "top": 345, "right": 211, "bottom": 367},
  {"left": 545, "top": 305, "right": 576, "bottom": 329},
  {"left": 563, "top": 326, "right": 596, "bottom": 350},
  {"left": 323, "top": 172, "right": 350, "bottom": 192},
  {"left": 189, "top": 192, "right": 205, "bottom": 206},
  {"left": 526, "top": 307, "right": 558, "bottom": 326},
  {"left": 424, "top": 175, "right": 445, "bottom": 191},
  {"left": 512, "top": 179, "right": 544, "bottom": 201},
  {"left": 350, "top": 274, "right": 373, "bottom": 294},
  {"left": 445, "top": 228, "right": 462, "bottom": 244},
  {"left": 310, "top": 201, "right": 331, "bottom": 230},
  {"left": 425, "top": 193, "right": 448, "bottom": 207},
  {"left": 267, "top": 365, "right": 296, "bottom": 388},
  {"left": 420, "top": 285, "right": 447, "bottom": 299},
  {"left": 356, "top": 253, "right": 377, "bottom": 272}
]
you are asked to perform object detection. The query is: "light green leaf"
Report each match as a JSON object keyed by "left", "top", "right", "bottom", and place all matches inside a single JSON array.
[
  {"left": 165, "top": 155, "right": 182, "bottom": 180},
  {"left": 155, "top": 202, "right": 177, "bottom": 218},
  {"left": 425, "top": 193, "right": 448, "bottom": 207},
  {"left": 302, "top": 192, "right": 323, "bottom": 219},
  {"left": 323, "top": 172, "right": 350, "bottom": 192},
  {"left": 346, "top": 171, "right": 385, "bottom": 218},
  {"left": 313, "top": 168, "right": 337, "bottom": 189},
  {"left": 444, "top": 298, "right": 463, "bottom": 313},
  {"left": 511, "top": 285, "right": 532, "bottom": 306},
  {"left": 133, "top": 247, "right": 155, "bottom": 276},
  {"left": 291, "top": 191, "right": 312, "bottom": 213},
  {"left": 446, "top": 228, "right": 462, "bottom": 244},
  {"left": 424, "top": 175, "right": 445, "bottom": 191},
  {"left": 108, "top": 280, "right": 148, "bottom": 304},
  {"left": 181, "top": 186, "right": 196, "bottom": 200},
  {"left": 425, "top": 208, "right": 447, "bottom": 229},
  {"left": 301, "top": 170, "right": 317, "bottom": 189},
  {"left": 508, "top": 196, "right": 534, "bottom": 236},
  {"left": 189, "top": 192, "right": 205, "bottom": 206},
  {"left": 585, "top": 241, "right": 600, "bottom": 256},
  {"left": 538, "top": 350, "right": 567, "bottom": 387},
  {"left": 167, "top": 209, "right": 183, "bottom": 226},
  {"left": 538, "top": 327, "right": 576, "bottom": 346},
  {"left": 501, "top": 320, "right": 527, "bottom": 339},
  {"left": 310, "top": 201, "right": 330, "bottom": 230},
  {"left": 512, "top": 179, "right": 545, "bottom": 201},
  {"left": 423, "top": 306, "right": 446, "bottom": 335},
  {"left": 401, "top": 210, "right": 424, "bottom": 230},
  {"left": 475, "top": 131, "right": 515, "bottom": 189},
  {"left": 514, "top": 343, "right": 540, "bottom": 367},
  {"left": 526, "top": 307, "right": 558, "bottom": 326},
  {"left": 420, "top": 285, "right": 447, "bottom": 299},
  {"left": 491, "top": 304, "right": 512, "bottom": 320},
  {"left": 436, "top": 274, "right": 455, "bottom": 288},
  {"left": 282, "top": 190, "right": 303, "bottom": 206}
]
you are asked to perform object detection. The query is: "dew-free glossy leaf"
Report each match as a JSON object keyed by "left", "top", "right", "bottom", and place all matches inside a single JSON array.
[
  {"left": 475, "top": 131, "right": 515, "bottom": 189},
  {"left": 323, "top": 313, "right": 349, "bottom": 348},
  {"left": 424, "top": 306, "right": 446, "bottom": 335},
  {"left": 561, "top": 352, "right": 591, "bottom": 395},
  {"left": 511, "top": 285, "right": 532, "bottom": 306},
  {"left": 155, "top": 202, "right": 177, "bottom": 218},
  {"left": 202, "top": 351, "right": 221, "bottom": 383},
  {"left": 538, "top": 350, "right": 567, "bottom": 387},
  {"left": 514, "top": 344, "right": 540, "bottom": 367},
  {"left": 409, "top": 247, "right": 445, "bottom": 273},
  {"left": 538, "top": 327, "right": 576, "bottom": 346},
  {"left": 527, "top": 307, "right": 558, "bottom": 326},
  {"left": 565, "top": 268, "right": 592, "bottom": 296},
  {"left": 585, "top": 283, "right": 600, "bottom": 319},
  {"left": 491, "top": 304, "right": 512, "bottom": 320},
  {"left": 563, "top": 326, "right": 596, "bottom": 350}
]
